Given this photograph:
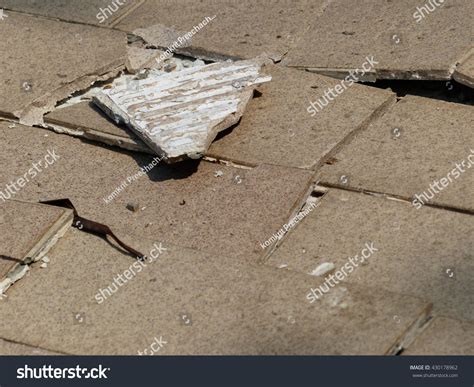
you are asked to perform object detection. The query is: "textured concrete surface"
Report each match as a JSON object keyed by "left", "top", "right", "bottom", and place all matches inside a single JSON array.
[
  {"left": 207, "top": 65, "right": 395, "bottom": 169},
  {"left": 45, "top": 102, "right": 152, "bottom": 154},
  {"left": 317, "top": 96, "right": 474, "bottom": 212},
  {"left": 0, "top": 228, "right": 431, "bottom": 355},
  {"left": 116, "top": 0, "right": 327, "bottom": 61},
  {"left": 0, "top": 338, "right": 61, "bottom": 355},
  {"left": 0, "top": 0, "right": 140, "bottom": 26},
  {"left": 268, "top": 189, "right": 474, "bottom": 321},
  {"left": 404, "top": 317, "right": 474, "bottom": 355},
  {"left": 454, "top": 53, "right": 474, "bottom": 89},
  {"left": 0, "top": 200, "right": 70, "bottom": 278},
  {"left": 284, "top": 0, "right": 474, "bottom": 80},
  {"left": 0, "top": 122, "right": 313, "bottom": 261},
  {"left": 0, "top": 12, "right": 126, "bottom": 123}
]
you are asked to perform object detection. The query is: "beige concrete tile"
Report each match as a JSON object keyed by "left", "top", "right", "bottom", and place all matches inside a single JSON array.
[
  {"left": 207, "top": 65, "right": 395, "bottom": 169},
  {"left": 0, "top": 338, "right": 61, "bottom": 355},
  {"left": 0, "top": 12, "right": 126, "bottom": 124},
  {"left": 45, "top": 102, "right": 152, "bottom": 154},
  {"left": 0, "top": 228, "right": 431, "bottom": 355},
  {"left": 454, "top": 53, "right": 474, "bottom": 89},
  {"left": 404, "top": 317, "right": 474, "bottom": 355},
  {"left": 115, "top": 0, "right": 327, "bottom": 61},
  {"left": 0, "top": 0, "right": 140, "bottom": 26},
  {"left": 267, "top": 189, "right": 474, "bottom": 321},
  {"left": 318, "top": 96, "right": 474, "bottom": 212},
  {"left": 0, "top": 122, "right": 313, "bottom": 261},
  {"left": 284, "top": 0, "right": 474, "bottom": 81}
]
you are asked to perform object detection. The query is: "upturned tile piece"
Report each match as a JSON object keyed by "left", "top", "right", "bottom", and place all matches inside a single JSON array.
[
  {"left": 267, "top": 189, "right": 474, "bottom": 321},
  {"left": 317, "top": 96, "right": 474, "bottom": 212},
  {"left": 93, "top": 60, "right": 271, "bottom": 162},
  {"left": 0, "top": 229, "right": 431, "bottom": 355}
]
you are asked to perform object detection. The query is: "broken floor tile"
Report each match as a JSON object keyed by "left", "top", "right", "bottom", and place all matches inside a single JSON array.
[
  {"left": 267, "top": 189, "right": 474, "bottom": 321},
  {"left": 284, "top": 0, "right": 474, "bottom": 81},
  {"left": 116, "top": 0, "right": 328, "bottom": 61},
  {"left": 404, "top": 317, "right": 474, "bottom": 355},
  {"left": 0, "top": 200, "right": 72, "bottom": 294},
  {"left": 0, "top": 338, "right": 61, "bottom": 355},
  {"left": 0, "top": 0, "right": 139, "bottom": 26},
  {"left": 0, "top": 229, "right": 431, "bottom": 355},
  {"left": 93, "top": 60, "right": 271, "bottom": 162},
  {"left": 0, "top": 12, "right": 126, "bottom": 125},
  {"left": 45, "top": 101, "right": 153, "bottom": 154},
  {"left": 454, "top": 53, "right": 474, "bottom": 89},
  {"left": 207, "top": 64, "right": 395, "bottom": 169},
  {"left": 0, "top": 122, "right": 313, "bottom": 261},
  {"left": 317, "top": 96, "right": 474, "bottom": 212}
]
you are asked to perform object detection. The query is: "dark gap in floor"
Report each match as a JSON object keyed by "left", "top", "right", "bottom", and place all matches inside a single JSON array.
[{"left": 361, "top": 79, "right": 474, "bottom": 106}]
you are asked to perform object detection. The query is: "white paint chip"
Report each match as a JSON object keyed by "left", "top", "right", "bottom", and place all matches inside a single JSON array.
[{"left": 309, "top": 262, "right": 335, "bottom": 277}]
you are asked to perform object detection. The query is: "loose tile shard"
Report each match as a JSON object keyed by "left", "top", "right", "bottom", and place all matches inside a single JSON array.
[{"left": 93, "top": 60, "right": 271, "bottom": 162}]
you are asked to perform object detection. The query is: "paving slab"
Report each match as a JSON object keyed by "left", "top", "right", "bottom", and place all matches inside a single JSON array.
[
  {"left": 0, "top": 0, "right": 140, "bottom": 26},
  {"left": 404, "top": 317, "right": 474, "bottom": 355},
  {"left": 0, "top": 338, "right": 61, "bottom": 355},
  {"left": 0, "top": 200, "right": 72, "bottom": 293},
  {"left": 317, "top": 96, "right": 474, "bottom": 212},
  {"left": 115, "top": 0, "right": 327, "bottom": 61},
  {"left": 267, "top": 189, "right": 474, "bottom": 321},
  {"left": 0, "top": 228, "right": 431, "bottom": 355},
  {"left": 45, "top": 101, "right": 152, "bottom": 154},
  {"left": 284, "top": 0, "right": 474, "bottom": 81},
  {"left": 0, "top": 121, "right": 313, "bottom": 261},
  {"left": 0, "top": 12, "right": 126, "bottom": 125},
  {"left": 454, "top": 53, "right": 474, "bottom": 89},
  {"left": 207, "top": 64, "right": 395, "bottom": 169}
]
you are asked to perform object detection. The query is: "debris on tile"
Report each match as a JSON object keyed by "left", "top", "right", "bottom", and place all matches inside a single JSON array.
[
  {"left": 40, "top": 262, "right": 48, "bottom": 269},
  {"left": 214, "top": 170, "right": 224, "bottom": 178},
  {"left": 126, "top": 202, "right": 140, "bottom": 212},
  {"left": 93, "top": 59, "right": 271, "bottom": 163},
  {"left": 309, "top": 262, "right": 336, "bottom": 277}
]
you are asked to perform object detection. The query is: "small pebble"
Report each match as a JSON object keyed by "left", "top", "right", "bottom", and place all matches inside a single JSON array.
[
  {"left": 126, "top": 202, "right": 140, "bottom": 212},
  {"left": 41, "top": 256, "right": 50, "bottom": 263},
  {"left": 214, "top": 170, "right": 223, "bottom": 178},
  {"left": 179, "top": 200, "right": 186, "bottom": 205},
  {"left": 40, "top": 262, "right": 48, "bottom": 269}
]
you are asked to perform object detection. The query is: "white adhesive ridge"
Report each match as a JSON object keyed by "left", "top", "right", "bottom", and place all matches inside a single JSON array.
[{"left": 93, "top": 60, "right": 271, "bottom": 162}]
